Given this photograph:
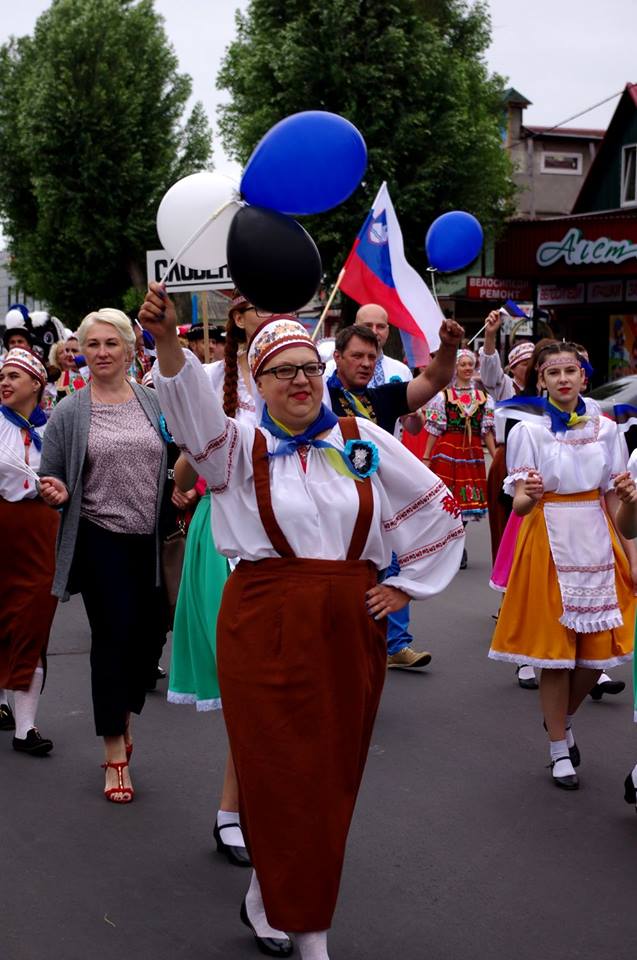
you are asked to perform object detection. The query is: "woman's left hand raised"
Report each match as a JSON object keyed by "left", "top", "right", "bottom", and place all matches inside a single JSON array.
[{"left": 366, "top": 584, "right": 411, "bottom": 620}]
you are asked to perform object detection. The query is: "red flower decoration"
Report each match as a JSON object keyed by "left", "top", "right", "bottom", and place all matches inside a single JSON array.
[
  {"left": 441, "top": 494, "right": 462, "bottom": 518},
  {"left": 457, "top": 393, "right": 472, "bottom": 405}
]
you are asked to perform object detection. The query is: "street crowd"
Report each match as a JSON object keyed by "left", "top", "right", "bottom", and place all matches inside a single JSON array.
[{"left": 1, "top": 290, "right": 637, "bottom": 960}]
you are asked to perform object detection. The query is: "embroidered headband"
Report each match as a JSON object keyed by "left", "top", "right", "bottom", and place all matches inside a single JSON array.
[
  {"left": 2, "top": 347, "right": 47, "bottom": 386},
  {"left": 507, "top": 341, "right": 534, "bottom": 370},
  {"left": 456, "top": 348, "right": 476, "bottom": 365},
  {"left": 248, "top": 318, "right": 320, "bottom": 379},
  {"left": 231, "top": 290, "right": 251, "bottom": 308},
  {"left": 538, "top": 355, "right": 583, "bottom": 376}
]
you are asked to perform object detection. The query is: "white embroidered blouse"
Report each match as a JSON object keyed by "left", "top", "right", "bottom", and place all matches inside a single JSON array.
[
  {"left": 0, "top": 415, "right": 44, "bottom": 502},
  {"left": 503, "top": 415, "right": 626, "bottom": 497},
  {"left": 154, "top": 351, "right": 465, "bottom": 600}
]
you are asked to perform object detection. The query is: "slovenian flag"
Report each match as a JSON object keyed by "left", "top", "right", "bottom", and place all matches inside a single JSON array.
[{"left": 340, "top": 182, "right": 443, "bottom": 366}]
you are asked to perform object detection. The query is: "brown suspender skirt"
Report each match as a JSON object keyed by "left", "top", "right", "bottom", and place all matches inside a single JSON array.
[{"left": 216, "top": 418, "right": 387, "bottom": 932}]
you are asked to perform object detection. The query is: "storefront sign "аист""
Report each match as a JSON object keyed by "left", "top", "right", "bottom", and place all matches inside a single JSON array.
[{"left": 537, "top": 228, "right": 637, "bottom": 267}]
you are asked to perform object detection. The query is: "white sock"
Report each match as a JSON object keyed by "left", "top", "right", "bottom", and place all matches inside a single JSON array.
[
  {"left": 518, "top": 665, "right": 536, "bottom": 681},
  {"left": 598, "top": 672, "right": 611, "bottom": 685},
  {"left": 0, "top": 689, "right": 9, "bottom": 707},
  {"left": 245, "top": 870, "right": 288, "bottom": 939},
  {"left": 632, "top": 763, "right": 637, "bottom": 789},
  {"left": 549, "top": 739, "right": 575, "bottom": 778},
  {"left": 217, "top": 809, "right": 245, "bottom": 848},
  {"left": 565, "top": 714, "right": 575, "bottom": 749},
  {"left": 297, "top": 931, "right": 330, "bottom": 960},
  {"left": 13, "top": 667, "right": 43, "bottom": 740}
]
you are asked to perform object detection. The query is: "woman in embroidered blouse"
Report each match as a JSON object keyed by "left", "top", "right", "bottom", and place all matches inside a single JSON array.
[
  {"left": 140, "top": 282, "right": 464, "bottom": 960},
  {"left": 0, "top": 349, "right": 58, "bottom": 755},
  {"left": 39, "top": 309, "right": 167, "bottom": 804},
  {"left": 48, "top": 338, "right": 89, "bottom": 405},
  {"left": 489, "top": 342, "right": 636, "bottom": 791},
  {"left": 423, "top": 349, "right": 496, "bottom": 568}
]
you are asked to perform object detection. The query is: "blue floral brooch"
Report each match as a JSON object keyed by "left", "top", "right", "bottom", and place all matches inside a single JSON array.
[{"left": 343, "top": 439, "right": 379, "bottom": 479}]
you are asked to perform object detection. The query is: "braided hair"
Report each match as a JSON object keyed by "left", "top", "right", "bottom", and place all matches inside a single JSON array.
[{"left": 222, "top": 290, "right": 249, "bottom": 418}]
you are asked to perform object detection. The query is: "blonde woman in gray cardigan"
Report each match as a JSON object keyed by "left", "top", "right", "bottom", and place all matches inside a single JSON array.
[{"left": 40, "top": 308, "right": 167, "bottom": 803}]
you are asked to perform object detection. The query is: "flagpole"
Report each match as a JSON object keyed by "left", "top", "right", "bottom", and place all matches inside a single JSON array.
[{"left": 312, "top": 268, "right": 345, "bottom": 342}]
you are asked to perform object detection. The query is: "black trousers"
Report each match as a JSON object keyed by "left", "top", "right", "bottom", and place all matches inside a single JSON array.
[{"left": 74, "top": 518, "right": 163, "bottom": 737}]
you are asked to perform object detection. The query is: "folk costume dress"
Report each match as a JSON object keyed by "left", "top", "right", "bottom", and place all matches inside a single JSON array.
[
  {"left": 0, "top": 407, "right": 58, "bottom": 692},
  {"left": 489, "top": 409, "right": 635, "bottom": 670},
  {"left": 424, "top": 386, "right": 495, "bottom": 521},
  {"left": 154, "top": 342, "right": 464, "bottom": 933},
  {"left": 167, "top": 360, "right": 256, "bottom": 711}
]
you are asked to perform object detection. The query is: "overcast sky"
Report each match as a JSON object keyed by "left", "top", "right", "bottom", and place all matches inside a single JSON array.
[{"left": 0, "top": 0, "right": 635, "bottom": 222}]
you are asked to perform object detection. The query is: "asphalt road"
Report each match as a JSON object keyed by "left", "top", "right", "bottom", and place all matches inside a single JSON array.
[{"left": 2, "top": 519, "right": 637, "bottom": 960}]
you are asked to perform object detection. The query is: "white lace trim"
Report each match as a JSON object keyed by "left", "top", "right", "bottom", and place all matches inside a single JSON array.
[
  {"left": 488, "top": 651, "right": 576, "bottom": 669},
  {"left": 558, "top": 611, "right": 623, "bottom": 634},
  {"left": 577, "top": 654, "right": 633, "bottom": 669},
  {"left": 489, "top": 650, "right": 633, "bottom": 670},
  {"left": 488, "top": 578, "right": 506, "bottom": 593},
  {"left": 167, "top": 690, "right": 222, "bottom": 712}
]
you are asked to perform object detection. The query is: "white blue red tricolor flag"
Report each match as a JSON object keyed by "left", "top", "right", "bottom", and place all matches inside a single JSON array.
[{"left": 340, "top": 182, "right": 443, "bottom": 366}]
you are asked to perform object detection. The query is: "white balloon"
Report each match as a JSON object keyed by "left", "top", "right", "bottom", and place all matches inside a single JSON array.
[{"left": 156, "top": 171, "right": 240, "bottom": 270}]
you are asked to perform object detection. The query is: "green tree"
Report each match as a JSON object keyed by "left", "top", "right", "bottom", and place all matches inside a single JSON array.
[
  {"left": 0, "top": 0, "right": 212, "bottom": 323},
  {"left": 217, "top": 0, "right": 514, "bottom": 283}
]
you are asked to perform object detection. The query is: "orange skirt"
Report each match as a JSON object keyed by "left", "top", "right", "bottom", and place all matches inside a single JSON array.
[{"left": 489, "top": 491, "right": 635, "bottom": 669}]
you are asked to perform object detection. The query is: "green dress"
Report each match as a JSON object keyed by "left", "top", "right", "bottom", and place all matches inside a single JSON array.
[{"left": 167, "top": 493, "right": 228, "bottom": 710}]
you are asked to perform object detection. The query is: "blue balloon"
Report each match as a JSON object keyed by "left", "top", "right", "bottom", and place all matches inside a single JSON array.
[
  {"left": 425, "top": 211, "right": 483, "bottom": 272},
  {"left": 240, "top": 111, "right": 367, "bottom": 216}
]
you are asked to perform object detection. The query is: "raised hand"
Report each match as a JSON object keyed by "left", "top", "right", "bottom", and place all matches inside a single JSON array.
[
  {"left": 438, "top": 318, "right": 465, "bottom": 347},
  {"left": 138, "top": 282, "right": 178, "bottom": 342},
  {"left": 485, "top": 310, "right": 502, "bottom": 334}
]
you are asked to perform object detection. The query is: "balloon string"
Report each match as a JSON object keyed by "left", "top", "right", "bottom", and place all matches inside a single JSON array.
[
  {"left": 427, "top": 267, "right": 440, "bottom": 307},
  {"left": 0, "top": 436, "right": 41, "bottom": 482},
  {"left": 160, "top": 198, "right": 242, "bottom": 285}
]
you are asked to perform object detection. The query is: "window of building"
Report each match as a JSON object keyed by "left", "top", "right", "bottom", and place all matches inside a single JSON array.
[
  {"left": 541, "top": 152, "right": 582, "bottom": 175},
  {"left": 621, "top": 144, "right": 637, "bottom": 207}
]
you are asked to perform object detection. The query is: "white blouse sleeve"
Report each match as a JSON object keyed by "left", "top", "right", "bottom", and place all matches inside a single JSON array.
[
  {"left": 361, "top": 422, "right": 465, "bottom": 600},
  {"left": 478, "top": 349, "right": 515, "bottom": 401},
  {"left": 602, "top": 419, "right": 628, "bottom": 491},
  {"left": 481, "top": 394, "right": 495, "bottom": 437},
  {"left": 423, "top": 392, "right": 447, "bottom": 437},
  {"left": 628, "top": 449, "right": 637, "bottom": 480},
  {"left": 503, "top": 421, "right": 539, "bottom": 496},
  {"left": 153, "top": 350, "right": 253, "bottom": 493}
]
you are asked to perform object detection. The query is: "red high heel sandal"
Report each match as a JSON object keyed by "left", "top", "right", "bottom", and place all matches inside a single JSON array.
[{"left": 101, "top": 760, "right": 134, "bottom": 804}]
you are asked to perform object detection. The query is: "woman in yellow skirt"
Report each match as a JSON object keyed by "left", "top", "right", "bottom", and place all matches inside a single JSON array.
[{"left": 489, "top": 342, "right": 637, "bottom": 790}]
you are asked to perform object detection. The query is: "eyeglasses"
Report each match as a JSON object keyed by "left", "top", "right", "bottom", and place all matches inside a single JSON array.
[{"left": 259, "top": 361, "right": 326, "bottom": 380}]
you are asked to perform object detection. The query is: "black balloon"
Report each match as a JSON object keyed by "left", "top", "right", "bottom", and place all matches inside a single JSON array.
[{"left": 226, "top": 205, "right": 322, "bottom": 313}]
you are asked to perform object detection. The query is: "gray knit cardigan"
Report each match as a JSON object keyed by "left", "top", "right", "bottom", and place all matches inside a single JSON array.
[{"left": 39, "top": 382, "right": 168, "bottom": 600}]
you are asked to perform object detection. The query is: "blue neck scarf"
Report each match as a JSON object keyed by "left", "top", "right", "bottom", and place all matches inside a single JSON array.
[
  {"left": 497, "top": 395, "right": 588, "bottom": 434},
  {"left": 326, "top": 371, "right": 374, "bottom": 420},
  {"left": 261, "top": 404, "right": 339, "bottom": 456},
  {"left": 0, "top": 404, "right": 46, "bottom": 451},
  {"left": 260, "top": 404, "right": 380, "bottom": 481}
]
